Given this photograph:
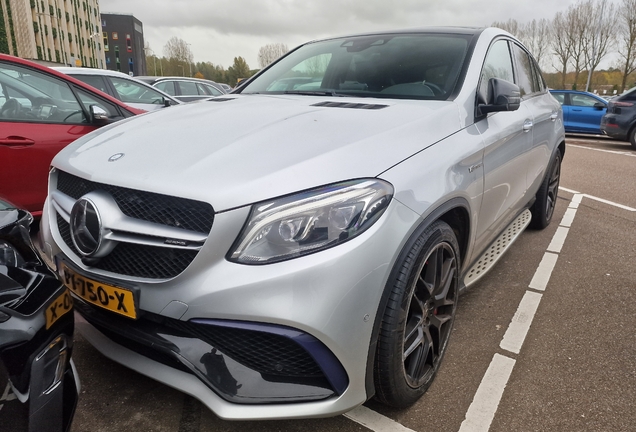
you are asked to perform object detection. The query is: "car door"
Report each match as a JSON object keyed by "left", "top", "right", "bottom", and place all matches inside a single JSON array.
[
  {"left": 568, "top": 93, "right": 607, "bottom": 134},
  {"left": 473, "top": 39, "right": 533, "bottom": 258},
  {"left": 107, "top": 76, "right": 172, "bottom": 111},
  {"left": 551, "top": 92, "right": 569, "bottom": 126},
  {"left": 511, "top": 44, "right": 560, "bottom": 201},
  {"left": 0, "top": 61, "right": 126, "bottom": 217}
]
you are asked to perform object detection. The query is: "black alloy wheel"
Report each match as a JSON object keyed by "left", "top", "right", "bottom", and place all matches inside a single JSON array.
[
  {"left": 374, "top": 220, "right": 459, "bottom": 408},
  {"left": 403, "top": 242, "right": 457, "bottom": 388},
  {"left": 530, "top": 151, "right": 561, "bottom": 229}
]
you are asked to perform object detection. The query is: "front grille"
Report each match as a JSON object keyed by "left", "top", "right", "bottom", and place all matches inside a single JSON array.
[
  {"left": 57, "top": 170, "right": 214, "bottom": 234},
  {"left": 167, "top": 320, "right": 324, "bottom": 378},
  {"left": 57, "top": 214, "right": 198, "bottom": 279}
]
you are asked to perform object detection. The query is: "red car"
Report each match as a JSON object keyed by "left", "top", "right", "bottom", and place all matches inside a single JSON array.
[{"left": 0, "top": 54, "right": 145, "bottom": 217}]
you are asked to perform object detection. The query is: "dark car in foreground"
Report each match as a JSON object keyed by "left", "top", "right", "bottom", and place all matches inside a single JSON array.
[
  {"left": 550, "top": 90, "right": 607, "bottom": 135},
  {"left": 0, "top": 199, "right": 78, "bottom": 431},
  {"left": 40, "top": 27, "right": 564, "bottom": 419},
  {"left": 601, "top": 86, "right": 636, "bottom": 149},
  {"left": 0, "top": 54, "right": 145, "bottom": 218}
]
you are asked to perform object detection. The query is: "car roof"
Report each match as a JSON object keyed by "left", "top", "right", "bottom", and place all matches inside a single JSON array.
[
  {"left": 0, "top": 54, "right": 145, "bottom": 114},
  {"left": 52, "top": 66, "right": 182, "bottom": 104},
  {"left": 53, "top": 66, "right": 137, "bottom": 79}
]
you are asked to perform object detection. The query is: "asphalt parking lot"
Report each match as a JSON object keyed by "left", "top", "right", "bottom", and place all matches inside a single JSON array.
[{"left": 68, "top": 136, "right": 636, "bottom": 432}]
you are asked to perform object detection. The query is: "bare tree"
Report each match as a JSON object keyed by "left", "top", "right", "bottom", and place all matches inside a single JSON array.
[
  {"left": 617, "top": 0, "right": 636, "bottom": 92},
  {"left": 491, "top": 19, "right": 521, "bottom": 37},
  {"left": 257, "top": 43, "right": 289, "bottom": 69},
  {"left": 520, "top": 19, "right": 552, "bottom": 68},
  {"left": 163, "top": 37, "right": 193, "bottom": 64},
  {"left": 551, "top": 11, "right": 574, "bottom": 88},
  {"left": 568, "top": 1, "right": 592, "bottom": 90},
  {"left": 583, "top": 0, "right": 617, "bottom": 91}
]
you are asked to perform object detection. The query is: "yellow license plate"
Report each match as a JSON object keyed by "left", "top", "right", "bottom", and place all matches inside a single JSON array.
[
  {"left": 60, "top": 263, "right": 137, "bottom": 319},
  {"left": 45, "top": 289, "right": 73, "bottom": 330}
]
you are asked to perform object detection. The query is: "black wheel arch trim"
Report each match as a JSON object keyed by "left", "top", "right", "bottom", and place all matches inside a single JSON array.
[{"left": 364, "top": 196, "right": 471, "bottom": 398}]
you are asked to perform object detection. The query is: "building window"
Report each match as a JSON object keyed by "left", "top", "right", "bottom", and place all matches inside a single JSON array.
[
  {"left": 103, "top": 32, "right": 108, "bottom": 51},
  {"left": 102, "top": 19, "right": 106, "bottom": 27},
  {"left": 126, "top": 34, "right": 132, "bottom": 52},
  {"left": 112, "top": 32, "right": 118, "bottom": 40}
]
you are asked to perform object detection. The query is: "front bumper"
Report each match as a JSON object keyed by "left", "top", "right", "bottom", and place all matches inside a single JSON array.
[{"left": 41, "top": 197, "right": 420, "bottom": 419}]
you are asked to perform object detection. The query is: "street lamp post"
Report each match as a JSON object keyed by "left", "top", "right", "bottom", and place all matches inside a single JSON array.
[{"left": 186, "top": 42, "right": 193, "bottom": 77}]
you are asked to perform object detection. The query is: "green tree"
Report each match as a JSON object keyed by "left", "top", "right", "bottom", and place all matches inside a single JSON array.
[{"left": 227, "top": 57, "right": 251, "bottom": 85}]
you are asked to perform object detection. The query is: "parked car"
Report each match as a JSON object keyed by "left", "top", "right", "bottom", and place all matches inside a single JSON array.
[
  {"left": 218, "top": 83, "right": 232, "bottom": 93},
  {"left": 39, "top": 27, "right": 564, "bottom": 420},
  {"left": 135, "top": 76, "right": 227, "bottom": 102},
  {"left": 53, "top": 67, "right": 182, "bottom": 111},
  {"left": 601, "top": 86, "right": 636, "bottom": 149},
  {"left": 549, "top": 90, "right": 607, "bottom": 135},
  {"left": 0, "top": 54, "right": 145, "bottom": 218},
  {"left": 0, "top": 198, "right": 78, "bottom": 431}
]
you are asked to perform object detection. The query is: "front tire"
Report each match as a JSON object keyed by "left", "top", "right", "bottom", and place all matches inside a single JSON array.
[
  {"left": 530, "top": 150, "right": 561, "bottom": 229},
  {"left": 629, "top": 127, "right": 636, "bottom": 150},
  {"left": 374, "top": 220, "right": 460, "bottom": 408}
]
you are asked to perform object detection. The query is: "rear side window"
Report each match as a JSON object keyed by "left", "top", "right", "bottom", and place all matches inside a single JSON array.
[
  {"left": 551, "top": 93, "right": 565, "bottom": 104},
  {"left": 177, "top": 81, "right": 198, "bottom": 96},
  {"left": 620, "top": 87, "right": 636, "bottom": 101},
  {"left": 72, "top": 74, "right": 110, "bottom": 94},
  {"left": 511, "top": 44, "right": 535, "bottom": 97},
  {"left": 155, "top": 81, "right": 176, "bottom": 95}
]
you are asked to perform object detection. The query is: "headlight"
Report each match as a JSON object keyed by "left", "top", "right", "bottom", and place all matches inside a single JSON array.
[
  {"left": 0, "top": 240, "right": 25, "bottom": 267},
  {"left": 228, "top": 179, "right": 393, "bottom": 264}
]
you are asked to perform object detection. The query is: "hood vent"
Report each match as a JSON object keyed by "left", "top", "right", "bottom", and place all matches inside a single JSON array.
[{"left": 312, "top": 101, "right": 389, "bottom": 110}]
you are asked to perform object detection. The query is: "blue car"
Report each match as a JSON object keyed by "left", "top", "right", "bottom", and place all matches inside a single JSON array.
[{"left": 550, "top": 90, "right": 608, "bottom": 134}]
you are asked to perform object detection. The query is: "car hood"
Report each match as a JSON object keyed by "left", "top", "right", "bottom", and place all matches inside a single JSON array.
[{"left": 53, "top": 95, "right": 462, "bottom": 211}]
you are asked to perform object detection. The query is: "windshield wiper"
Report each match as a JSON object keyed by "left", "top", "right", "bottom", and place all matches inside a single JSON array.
[{"left": 283, "top": 90, "right": 344, "bottom": 97}]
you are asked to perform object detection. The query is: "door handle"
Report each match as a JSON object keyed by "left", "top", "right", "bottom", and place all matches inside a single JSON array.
[
  {"left": 522, "top": 120, "right": 533, "bottom": 132},
  {"left": 0, "top": 136, "right": 35, "bottom": 146},
  {"left": 572, "top": 108, "right": 582, "bottom": 111},
  {"left": 550, "top": 112, "right": 558, "bottom": 121}
]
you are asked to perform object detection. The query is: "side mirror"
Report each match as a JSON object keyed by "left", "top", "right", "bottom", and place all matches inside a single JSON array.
[
  {"left": 162, "top": 96, "right": 171, "bottom": 107},
  {"left": 593, "top": 102, "right": 606, "bottom": 109},
  {"left": 478, "top": 78, "right": 521, "bottom": 115},
  {"left": 90, "top": 105, "right": 109, "bottom": 125}
]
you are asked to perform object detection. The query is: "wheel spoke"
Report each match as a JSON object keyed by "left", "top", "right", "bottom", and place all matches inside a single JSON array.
[
  {"left": 404, "top": 326, "right": 424, "bottom": 359},
  {"left": 435, "top": 256, "right": 456, "bottom": 302}
]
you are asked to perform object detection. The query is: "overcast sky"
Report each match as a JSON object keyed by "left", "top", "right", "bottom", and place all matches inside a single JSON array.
[{"left": 100, "top": 0, "right": 620, "bottom": 71}]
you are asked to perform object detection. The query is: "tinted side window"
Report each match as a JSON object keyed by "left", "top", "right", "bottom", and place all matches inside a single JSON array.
[
  {"left": 177, "top": 81, "right": 198, "bottom": 96},
  {"left": 72, "top": 74, "right": 110, "bottom": 94},
  {"left": 0, "top": 62, "right": 84, "bottom": 123},
  {"left": 620, "top": 87, "right": 636, "bottom": 101},
  {"left": 511, "top": 44, "right": 534, "bottom": 97},
  {"left": 75, "top": 88, "right": 123, "bottom": 120},
  {"left": 479, "top": 40, "right": 514, "bottom": 103},
  {"left": 571, "top": 94, "right": 602, "bottom": 107},
  {"left": 551, "top": 93, "right": 565, "bottom": 104},
  {"left": 109, "top": 76, "right": 165, "bottom": 104},
  {"left": 155, "top": 81, "right": 176, "bottom": 95}
]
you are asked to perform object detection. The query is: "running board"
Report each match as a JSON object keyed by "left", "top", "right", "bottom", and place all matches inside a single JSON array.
[{"left": 464, "top": 209, "right": 532, "bottom": 289}]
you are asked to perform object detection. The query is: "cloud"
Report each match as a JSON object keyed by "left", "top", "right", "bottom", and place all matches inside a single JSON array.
[{"left": 100, "top": 0, "right": 605, "bottom": 69}]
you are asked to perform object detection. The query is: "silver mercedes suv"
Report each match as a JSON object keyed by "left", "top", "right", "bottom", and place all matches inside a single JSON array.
[{"left": 39, "top": 27, "right": 564, "bottom": 420}]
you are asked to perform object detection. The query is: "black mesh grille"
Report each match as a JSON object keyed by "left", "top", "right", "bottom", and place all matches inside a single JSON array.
[
  {"left": 167, "top": 320, "right": 324, "bottom": 378},
  {"left": 56, "top": 170, "right": 214, "bottom": 234},
  {"left": 57, "top": 215, "right": 198, "bottom": 279}
]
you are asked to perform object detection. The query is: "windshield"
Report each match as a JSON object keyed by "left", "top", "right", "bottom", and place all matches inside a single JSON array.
[{"left": 240, "top": 33, "right": 471, "bottom": 100}]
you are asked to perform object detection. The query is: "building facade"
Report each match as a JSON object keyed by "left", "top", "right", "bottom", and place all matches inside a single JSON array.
[
  {"left": 100, "top": 13, "right": 145, "bottom": 76},
  {"left": 0, "top": 0, "right": 106, "bottom": 67}
]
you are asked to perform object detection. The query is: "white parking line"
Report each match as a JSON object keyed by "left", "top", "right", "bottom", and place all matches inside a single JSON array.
[
  {"left": 500, "top": 291, "right": 543, "bottom": 354},
  {"left": 458, "top": 354, "right": 516, "bottom": 432},
  {"left": 582, "top": 194, "right": 636, "bottom": 212},
  {"left": 344, "top": 405, "right": 417, "bottom": 432},
  {"left": 559, "top": 186, "right": 580, "bottom": 194},
  {"left": 528, "top": 252, "right": 559, "bottom": 291},
  {"left": 459, "top": 192, "right": 584, "bottom": 432},
  {"left": 567, "top": 144, "right": 636, "bottom": 157},
  {"left": 547, "top": 227, "right": 569, "bottom": 253}
]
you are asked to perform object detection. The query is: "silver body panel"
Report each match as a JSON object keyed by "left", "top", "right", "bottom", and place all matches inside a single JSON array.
[{"left": 39, "top": 27, "right": 565, "bottom": 419}]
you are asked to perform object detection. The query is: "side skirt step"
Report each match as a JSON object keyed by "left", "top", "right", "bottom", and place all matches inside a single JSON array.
[{"left": 464, "top": 209, "right": 532, "bottom": 289}]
